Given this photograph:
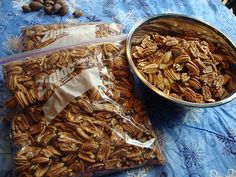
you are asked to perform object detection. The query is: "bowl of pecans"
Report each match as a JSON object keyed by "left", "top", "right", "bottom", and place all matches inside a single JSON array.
[{"left": 126, "top": 14, "right": 236, "bottom": 107}]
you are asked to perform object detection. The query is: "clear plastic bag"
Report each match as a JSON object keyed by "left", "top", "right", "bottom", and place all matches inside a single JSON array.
[
  {"left": 4, "top": 36, "right": 164, "bottom": 177},
  {"left": 21, "top": 22, "right": 123, "bottom": 51}
]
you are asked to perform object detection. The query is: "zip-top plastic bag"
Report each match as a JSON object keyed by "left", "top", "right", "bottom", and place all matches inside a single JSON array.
[
  {"left": 21, "top": 22, "right": 122, "bottom": 51},
  {"left": 3, "top": 35, "right": 164, "bottom": 177}
]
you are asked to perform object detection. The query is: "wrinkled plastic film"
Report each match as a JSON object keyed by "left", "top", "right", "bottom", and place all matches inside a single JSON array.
[
  {"left": 42, "top": 25, "right": 97, "bottom": 50},
  {"left": 21, "top": 22, "right": 123, "bottom": 51},
  {"left": 0, "top": 34, "right": 126, "bottom": 65}
]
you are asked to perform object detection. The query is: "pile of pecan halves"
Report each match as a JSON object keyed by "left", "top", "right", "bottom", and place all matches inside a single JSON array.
[
  {"left": 4, "top": 42, "right": 164, "bottom": 177},
  {"left": 132, "top": 33, "right": 236, "bottom": 103}
]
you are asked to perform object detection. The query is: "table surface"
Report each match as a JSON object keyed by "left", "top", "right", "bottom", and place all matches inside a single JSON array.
[{"left": 0, "top": 0, "right": 236, "bottom": 177}]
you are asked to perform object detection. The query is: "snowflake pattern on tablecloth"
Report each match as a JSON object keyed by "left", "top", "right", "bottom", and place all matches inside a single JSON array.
[
  {"left": 178, "top": 141, "right": 205, "bottom": 168},
  {"left": 215, "top": 127, "right": 236, "bottom": 158},
  {"left": 2, "top": 34, "right": 22, "bottom": 54}
]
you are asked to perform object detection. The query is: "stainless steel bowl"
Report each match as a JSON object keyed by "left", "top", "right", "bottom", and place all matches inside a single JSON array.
[{"left": 126, "top": 14, "right": 236, "bottom": 107}]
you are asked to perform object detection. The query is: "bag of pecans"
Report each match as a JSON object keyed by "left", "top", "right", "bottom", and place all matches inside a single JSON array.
[
  {"left": 21, "top": 22, "right": 123, "bottom": 51},
  {"left": 3, "top": 35, "right": 164, "bottom": 177}
]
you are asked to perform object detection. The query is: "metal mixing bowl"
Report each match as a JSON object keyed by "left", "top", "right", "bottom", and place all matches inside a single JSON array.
[{"left": 126, "top": 14, "right": 236, "bottom": 107}]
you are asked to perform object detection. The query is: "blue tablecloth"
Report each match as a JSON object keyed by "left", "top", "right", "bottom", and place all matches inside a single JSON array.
[{"left": 0, "top": 0, "right": 236, "bottom": 177}]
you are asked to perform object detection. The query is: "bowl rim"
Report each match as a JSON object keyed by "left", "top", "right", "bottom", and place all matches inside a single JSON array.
[{"left": 126, "top": 13, "right": 236, "bottom": 107}]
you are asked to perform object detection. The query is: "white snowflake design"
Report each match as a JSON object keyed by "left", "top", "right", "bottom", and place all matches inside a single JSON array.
[
  {"left": 3, "top": 35, "right": 23, "bottom": 54},
  {"left": 126, "top": 166, "right": 149, "bottom": 177},
  {"left": 12, "top": 0, "right": 30, "bottom": 10},
  {"left": 112, "top": 9, "right": 141, "bottom": 27}
]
